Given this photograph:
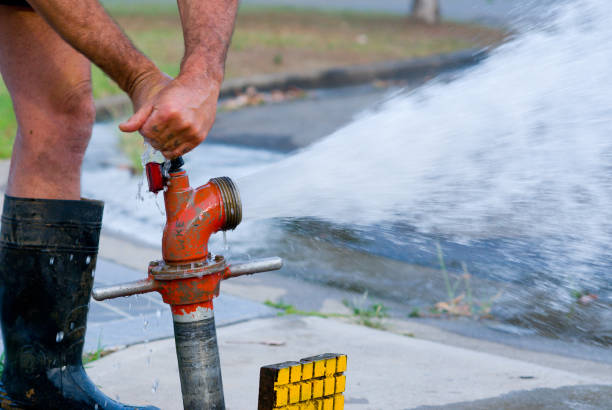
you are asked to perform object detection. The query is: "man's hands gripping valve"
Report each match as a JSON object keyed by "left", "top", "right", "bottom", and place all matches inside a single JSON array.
[{"left": 120, "top": 71, "right": 221, "bottom": 159}]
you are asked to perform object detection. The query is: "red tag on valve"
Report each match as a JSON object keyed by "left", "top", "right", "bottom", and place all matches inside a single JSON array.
[{"left": 146, "top": 162, "right": 165, "bottom": 193}]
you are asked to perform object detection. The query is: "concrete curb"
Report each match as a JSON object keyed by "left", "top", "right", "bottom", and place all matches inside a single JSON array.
[{"left": 95, "top": 47, "right": 487, "bottom": 122}]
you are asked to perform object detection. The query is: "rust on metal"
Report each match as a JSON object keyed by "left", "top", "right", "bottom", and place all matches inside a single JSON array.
[{"left": 160, "top": 172, "right": 241, "bottom": 265}]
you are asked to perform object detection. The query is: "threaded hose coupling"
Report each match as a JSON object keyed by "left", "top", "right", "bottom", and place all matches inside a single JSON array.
[{"left": 210, "top": 177, "right": 242, "bottom": 231}]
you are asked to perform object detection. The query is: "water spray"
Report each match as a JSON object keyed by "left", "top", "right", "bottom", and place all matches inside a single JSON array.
[{"left": 92, "top": 156, "right": 283, "bottom": 409}]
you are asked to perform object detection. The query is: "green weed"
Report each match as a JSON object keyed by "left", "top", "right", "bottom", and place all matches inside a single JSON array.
[
  {"left": 342, "top": 293, "right": 389, "bottom": 329},
  {"left": 429, "top": 242, "right": 501, "bottom": 318},
  {"left": 264, "top": 300, "right": 337, "bottom": 319},
  {"left": 265, "top": 295, "right": 390, "bottom": 330}
]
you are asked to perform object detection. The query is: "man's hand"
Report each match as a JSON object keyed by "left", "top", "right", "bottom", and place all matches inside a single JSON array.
[{"left": 119, "top": 75, "right": 221, "bottom": 159}]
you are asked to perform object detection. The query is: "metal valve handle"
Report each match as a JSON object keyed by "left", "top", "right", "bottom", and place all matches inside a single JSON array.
[{"left": 92, "top": 257, "right": 283, "bottom": 301}]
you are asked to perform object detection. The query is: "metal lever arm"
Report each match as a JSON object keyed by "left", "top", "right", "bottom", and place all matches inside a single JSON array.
[
  {"left": 92, "top": 257, "right": 283, "bottom": 301},
  {"left": 224, "top": 257, "right": 283, "bottom": 279},
  {"left": 92, "top": 279, "right": 157, "bottom": 301}
]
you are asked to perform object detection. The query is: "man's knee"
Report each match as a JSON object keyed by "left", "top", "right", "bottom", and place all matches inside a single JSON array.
[
  {"left": 8, "top": 86, "right": 95, "bottom": 182},
  {"left": 15, "top": 79, "right": 96, "bottom": 160},
  {"left": 52, "top": 79, "right": 96, "bottom": 135}
]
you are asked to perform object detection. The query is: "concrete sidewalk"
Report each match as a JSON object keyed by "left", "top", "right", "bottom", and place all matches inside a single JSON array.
[{"left": 87, "top": 315, "right": 611, "bottom": 409}]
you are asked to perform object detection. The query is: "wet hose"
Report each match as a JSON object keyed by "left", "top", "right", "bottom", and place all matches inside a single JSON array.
[{"left": 173, "top": 310, "right": 225, "bottom": 410}]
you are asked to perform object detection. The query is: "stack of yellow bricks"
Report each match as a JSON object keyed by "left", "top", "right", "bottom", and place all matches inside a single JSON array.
[{"left": 258, "top": 353, "right": 347, "bottom": 410}]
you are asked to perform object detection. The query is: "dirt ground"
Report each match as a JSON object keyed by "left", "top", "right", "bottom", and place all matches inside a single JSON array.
[{"left": 115, "top": 9, "right": 506, "bottom": 81}]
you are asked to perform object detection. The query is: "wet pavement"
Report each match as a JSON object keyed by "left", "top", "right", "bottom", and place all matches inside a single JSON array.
[{"left": 414, "top": 384, "right": 612, "bottom": 410}]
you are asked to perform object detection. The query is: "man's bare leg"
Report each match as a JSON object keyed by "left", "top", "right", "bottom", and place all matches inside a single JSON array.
[{"left": 0, "top": 5, "right": 94, "bottom": 200}]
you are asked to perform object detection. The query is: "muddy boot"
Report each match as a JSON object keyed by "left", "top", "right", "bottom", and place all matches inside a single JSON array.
[{"left": 0, "top": 196, "right": 157, "bottom": 409}]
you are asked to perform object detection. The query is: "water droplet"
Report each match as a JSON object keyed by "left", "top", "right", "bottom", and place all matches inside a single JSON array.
[
  {"left": 85, "top": 256, "right": 91, "bottom": 264},
  {"left": 156, "top": 309, "right": 161, "bottom": 318},
  {"left": 151, "top": 379, "right": 159, "bottom": 393},
  {"left": 49, "top": 257, "right": 54, "bottom": 265},
  {"left": 69, "top": 254, "right": 74, "bottom": 261},
  {"left": 154, "top": 195, "right": 165, "bottom": 216},
  {"left": 70, "top": 322, "right": 75, "bottom": 330},
  {"left": 143, "top": 320, "right": 149, "bottom": 330},
  {"left": 61, "top": 365, "right": 66, "bottom": 371},
  {"left": 91, "top": 270, "right": 95, "bottom": 278},
  {"left": 223, "top": 231, "right": 230, "bottom": 254},
  {"left": 95, "top": 404, "right": 99, "bottom": 409},
  {"left": 56, "top": 331, "right": 64, "bottom": 342}
]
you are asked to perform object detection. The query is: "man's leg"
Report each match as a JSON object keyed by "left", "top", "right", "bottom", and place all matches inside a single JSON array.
[
  {"left": 0, "top": 5, "right": 94, "bottom": 200},
  {"left": 0, "top": 6, "right": 158, "bottom": 409}
]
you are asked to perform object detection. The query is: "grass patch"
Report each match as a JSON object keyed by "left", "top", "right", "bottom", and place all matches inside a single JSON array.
[
  {"left": 0, "top": 4, "right": 505, "bottom": 159},
  {"left": 83, "top": 337, "right": 117, "bottom": 367},
  {"left": 264, "top": 300, "right": 338, "bottom": 319},
  {"left": 408, "top": 243, "right": 502, "bottom": 319},
  {"left": 342, "top": 296, "right": 389, "bottom": 330},
  {"left": 264, "top": 293, "right": 391, "bottom": 331},
  {"left": 83, "top": 346, "right": 106, "bottom": 366}
]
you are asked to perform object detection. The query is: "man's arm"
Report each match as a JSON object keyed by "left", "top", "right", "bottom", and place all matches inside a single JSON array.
[
  {"left": 26, "top": 0, "right": 168, "bottom": 105},
  {"left": 178, "top": 0, "right": 238, "bottom": 85},
  {"left": 119, "top": 0, "right": 239, "bottom": 158},
  {"left": 28, "top": 0, "right": 239, "bottom": 158}
]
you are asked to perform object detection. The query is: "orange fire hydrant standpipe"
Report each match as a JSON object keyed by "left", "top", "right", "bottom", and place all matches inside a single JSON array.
[{"left": 92, "top": 157, "right": 283, "bottom": 410}]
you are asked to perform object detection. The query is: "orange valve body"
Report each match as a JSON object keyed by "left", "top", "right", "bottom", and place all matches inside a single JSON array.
[{"left": 162, "top": 171, "right": 240, "bottom": 264}]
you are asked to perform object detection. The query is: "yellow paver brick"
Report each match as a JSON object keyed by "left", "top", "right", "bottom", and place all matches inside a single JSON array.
[
  {"left": 290, "top": 364, "right": 302, "bottom": 383},
  {"left": 322, "top": 397, "right": 334, "bottom": 410},
  {"left": 324, "top": 358, "right": 336, "bottom": 377},
  {"left": 299, "top": 401, "right": 317, "bottom": 410},
  {"left": 312, "top": 379, "right": 324, "bottom": 398},
  {"left": 300, "top": 381, "right": 312, "bottom": 401},
  {"left": 288, "top": 383, "right": 300, "bottom": 404},
  {"left": 323, "top": 377, "right": 335, "bottom": 396},
  {"left": 335, "top": 375, "right": 346, "bottom": 394},
  {"left": 334, "top": 394, "right": 344, "bottom": 410},
  {"left": 313, "top": 360, "right": 325, "bottom": 378},
  {"left": 275, "top": 367, "right": 290, "bottom": 386},
  {"left": 335, "top": 355, "right": 347, "bottom": 373},
  {"left": 301, "top": 362, "right": 314, "bottom": 380},
  {"left": 275, "top": 386, "right": 289, "bottom": 407}
]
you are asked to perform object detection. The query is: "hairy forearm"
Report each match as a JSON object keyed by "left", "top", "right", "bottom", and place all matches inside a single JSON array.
[
  {"left": 27, "top": 0, "right": 159, "bottom": 98},
  {"left": 176, "top": 0, "right": 239, "bottom": 85}
]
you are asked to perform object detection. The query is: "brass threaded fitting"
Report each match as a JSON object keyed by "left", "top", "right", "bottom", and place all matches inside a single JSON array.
[{"left": 210, "top": 177, "right": 242, "bottom": 231}]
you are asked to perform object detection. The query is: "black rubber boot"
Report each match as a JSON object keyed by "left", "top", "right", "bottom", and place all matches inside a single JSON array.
[{"left": 0, "top": 196, "right": 157, "bottom": 409}]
